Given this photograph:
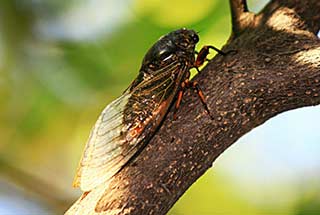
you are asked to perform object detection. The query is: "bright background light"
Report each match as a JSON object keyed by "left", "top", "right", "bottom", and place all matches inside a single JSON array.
[{"left": 0, "top": 0, "right": 319, "bottom": 214}]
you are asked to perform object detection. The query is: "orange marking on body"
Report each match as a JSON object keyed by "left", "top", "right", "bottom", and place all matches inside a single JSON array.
[
  {"left": 133, "top": 126, "right": 143, "bottom": 136},
  {"left": 80, "top": 191, "right": 91, "bottom": 200},
  {"left": 128, "top": 100, "right": 169, "bottom": 139}
]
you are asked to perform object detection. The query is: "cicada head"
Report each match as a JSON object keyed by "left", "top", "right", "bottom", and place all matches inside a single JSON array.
[
  {"left": 141, "top": 28, "right": 199, "bottom": 72},
  {"left": 168, "top": 28, "right": 199, "bottom": 52}
]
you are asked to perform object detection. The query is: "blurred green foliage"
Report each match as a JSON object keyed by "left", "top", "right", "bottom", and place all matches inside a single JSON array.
[{"left": 0, "top": 0, "right": 319, "bottom": 214}]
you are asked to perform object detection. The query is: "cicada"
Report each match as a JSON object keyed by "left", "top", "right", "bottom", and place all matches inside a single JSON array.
[{"left": 73, "top": 28, "right": 225, "bottom": 192}]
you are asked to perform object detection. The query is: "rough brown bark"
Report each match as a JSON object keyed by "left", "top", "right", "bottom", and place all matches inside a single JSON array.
[{"left": 66, "top": 0, "right": 320, "bottom": 214}]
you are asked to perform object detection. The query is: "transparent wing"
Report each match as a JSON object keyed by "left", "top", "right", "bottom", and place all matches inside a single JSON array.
[
  {"left": 73, "top": 62, "right": 186, "bottom": 192},
  {"left": 73, "top": 92, "right": 132, "bottom": 191}
]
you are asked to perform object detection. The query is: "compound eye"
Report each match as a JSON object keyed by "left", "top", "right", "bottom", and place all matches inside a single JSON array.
[{"left": 191, "top": 33, "right": 199, "bottom": 43}]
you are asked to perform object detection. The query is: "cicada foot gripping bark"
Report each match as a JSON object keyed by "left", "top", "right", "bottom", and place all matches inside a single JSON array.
[
  {"left": 173, "top": 78, "right": 214, "bottom": 120},
  {"left": 173, "top": 44, "right": 232, "bottom": 120}
]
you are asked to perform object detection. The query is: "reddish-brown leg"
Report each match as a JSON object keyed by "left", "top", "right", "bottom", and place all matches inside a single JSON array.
[
  {"left": 194, "top": 45, "right": 226, "bottom": 68},
  {"left": 181, "top": 80, "right": 212, "bottom": 119},
  {"left": 172, "top": 45, "right": 233, "bottom": 120},
  {"left": 173, "top": 89, "right": 184, "bottom": 120},
  {"left": 173, "top": 79, "right": 213, "bottom": 120},
  {"left": 190, "top": 81, "right": 213, "bottom": 119},
  {"left": 173, "top": 76, "right": 189, "bottom": 120}
]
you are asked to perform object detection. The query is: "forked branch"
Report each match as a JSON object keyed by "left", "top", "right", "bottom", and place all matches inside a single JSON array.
[{"left": 229, "top": 0, "right": 254, "bottom": 37}]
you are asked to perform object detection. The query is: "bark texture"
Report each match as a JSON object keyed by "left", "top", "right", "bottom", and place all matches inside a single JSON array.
[{"left": 66, "top": 0, "right": 320, "bottom": 214}]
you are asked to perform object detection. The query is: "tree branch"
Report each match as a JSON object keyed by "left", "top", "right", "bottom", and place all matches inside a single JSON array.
[
  {"left": 66, "top": 0, "right": 320, "bottom": 214},
  {"left": 229, "top": 0, "right": 254, "bottom": 37},
  {"left": 261, "top": 0, "right": 320, "bottom": 34}
]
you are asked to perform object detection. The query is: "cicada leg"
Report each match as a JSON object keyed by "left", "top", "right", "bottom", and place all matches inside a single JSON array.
[
  {"left": 173, "top": 78, "right": 213, "bottom": 120},
  {"left": 185, "top": 79, "right": 213, "bottom": 120},
  {"left": 173, "top": 84, "right": 185, "bottom": 120},
  {"left": 194, "top": 45, "right": 226, "bottom": 69},
  {"left": 174, "top": 44, "right": 231, "bottom": 120},
  {"left": 173, "top": 69, "right": 191, "bottom": 120}
]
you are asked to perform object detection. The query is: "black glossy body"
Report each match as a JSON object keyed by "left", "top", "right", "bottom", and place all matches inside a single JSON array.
[{"left": 123, "top": 28, "right": 199, "bottom": 145}]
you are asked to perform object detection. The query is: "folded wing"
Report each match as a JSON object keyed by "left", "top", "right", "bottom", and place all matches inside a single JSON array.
[{"left": 73, "top": 62, "right": 186, "bottom": 192}]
